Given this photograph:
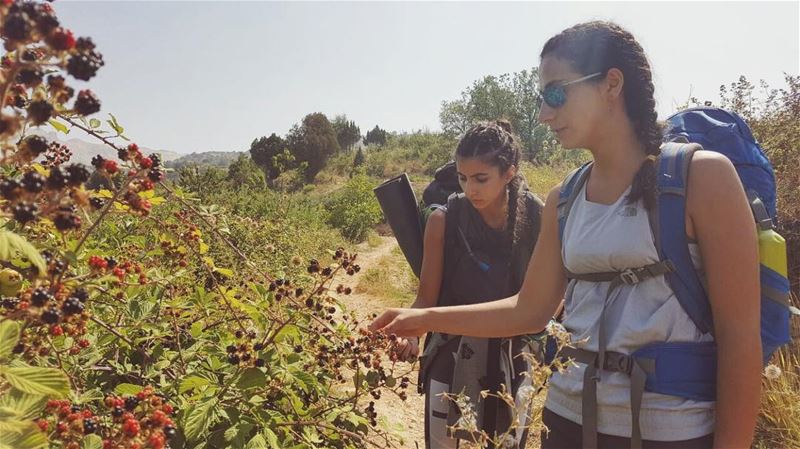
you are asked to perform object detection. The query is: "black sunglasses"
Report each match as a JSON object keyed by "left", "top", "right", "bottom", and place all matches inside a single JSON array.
[{"left": 537, "top": 72, "right": 603, "bottom": 109}]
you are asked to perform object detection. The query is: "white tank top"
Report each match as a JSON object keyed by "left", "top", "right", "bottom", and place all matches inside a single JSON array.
[{"left": 544, "top": 182, "right": 715, "bottom": 441}]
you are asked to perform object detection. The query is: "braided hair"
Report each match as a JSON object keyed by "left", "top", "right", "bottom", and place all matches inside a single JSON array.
[
  {"left": 541, "top": 21, "right": 663, "bottom": 209},
  {"left": 455, "top": 119, "right": 527, "bottom": 247}
]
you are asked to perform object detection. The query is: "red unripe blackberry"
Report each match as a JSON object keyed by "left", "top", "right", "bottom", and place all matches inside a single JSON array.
[
  {"left": 139, "top": 157, "right": 152, "bottom": 169},
  {"left": 51, "top": 325, "right": 64, "bottom": 336},
  {"left": 48, "top": 28, "right": 76, "bottom": 51},
  {"left": 27, "top": 99, "right": 54, "bottom": 125},
  {"left": 101, "top": 159, "right": 118, "bottom": 174},
  {"left": 122, "top": 418, "right": 140, "bottom": 436}
]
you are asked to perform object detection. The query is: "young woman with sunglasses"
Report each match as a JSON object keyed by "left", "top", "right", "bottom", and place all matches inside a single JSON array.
[{"left": 371, "top": 21, "right": 761, "bottom": 449}]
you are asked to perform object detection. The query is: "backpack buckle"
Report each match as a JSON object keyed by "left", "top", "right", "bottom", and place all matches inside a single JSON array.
[{"left": 620, "top": 269, "right": 640, "bottom": 285}]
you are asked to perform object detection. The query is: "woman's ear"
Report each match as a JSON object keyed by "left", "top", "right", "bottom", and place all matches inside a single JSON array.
[
  {"left": 505, "top": 165, "right": 518, "bottom": 184},
  {"left": 605, "top": 68, "right": 625, "bottom": 101}
]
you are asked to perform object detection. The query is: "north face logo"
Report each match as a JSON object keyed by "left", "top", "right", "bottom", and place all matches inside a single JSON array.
[{"left": 460, "top": 343, "right": 475, "bottom": 360}]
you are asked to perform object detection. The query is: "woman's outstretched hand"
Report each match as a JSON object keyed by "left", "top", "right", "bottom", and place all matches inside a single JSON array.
[{"left": 368, "top": 308, "right": 429, "bottom": 338}]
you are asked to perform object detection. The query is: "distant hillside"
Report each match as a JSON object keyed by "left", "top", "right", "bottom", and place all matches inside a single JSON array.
[
  {"left": 165, "top": 151, "right": 246, "bottom": 170},
  {"left": 30, "top": 130, "right": 181, "bottom": 166}
]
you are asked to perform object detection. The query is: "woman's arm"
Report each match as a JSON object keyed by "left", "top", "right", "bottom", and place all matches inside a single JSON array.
[
  {"left": 370, "top": 186, "right": 567, "bottom": 338},
  {"left": 688, "top": 151, "right": 761, "bottom": 449}
]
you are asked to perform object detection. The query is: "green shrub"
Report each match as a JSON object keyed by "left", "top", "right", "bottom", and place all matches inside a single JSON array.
[{"left": 325, "top": 172, "right": 384, "bottom": 242}]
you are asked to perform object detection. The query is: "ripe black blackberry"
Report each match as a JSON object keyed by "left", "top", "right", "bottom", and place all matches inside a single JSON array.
[
  {"left": 49, "top": 259, "right": 66, "bottom": 276},
  {"left": 67, "top": 51, "right": 104, "bottom": 81},
  {"left": 83, "top": 418, "right": 96, "bottom": 434},
  {"left": 255, "top": 358, "right": 265, "bottom": 368},
  {"left": 124, "top": 396, "right": 139, "bottom": 411},
  {"left": 111, "top": 407, "right": 123, "bottom": 418},
  {"left": 2, "top": 14, "right": 30, "bottom": 41},
  {"left": 27, "top": 100, "right": 54, "bottom": 125},
  {"left": 73, "top": 288, "right": 89, "bottom": 303},
  {"left": 41, "top": 307, "right": 60, "bottom": 324},
  {"left": 35, "top": 10, "right": 59, "bottom": 35},
  {"left": 12, "top": 202, "right": 38, "bottom": 223},
  {"left": 54, "top": 211, "right": 80, "bottom": 231},
  {"left": 235, "top": 330, "right": 244, "bottom": 339},
  {"left": 1, "top": 297, "right": 19, "bottom": 310},
  {"left": 147, "top": 169, "right": 163, "bottom": 182},
  {"left": 31, "top": 288, "right": 51, "bottom": 307},
  {"left": 227, "top": 354, "right": 240, "bottom": 365},
  {"left": 226, "top": 344, "right": 237, "bottom": 353},
  {"left": 66, "top": 164, "right": 90, "bottom": 186},
  {"left": 21, "top": 171, "right": 45, "bottom": 193},
  {"left": 117, "top": 148, "right": 129, "bottom": 161},
  {"left": 22, "top": 135, "right": 48, "bottom": 156},
  {"left": 76, "top": 37, "right": 96, "bottom": 51},
  {"left": 253, "top": 343, "right": 264, "bottom": 351},
  {"left": 90, "top": 155, "right": 105, "bottom": 168},
  {"left": 62, "top": 297, "right": 84, "bottom": 316},
  {"left": 104, "top": 257, "right": 117, "bottom": 269},
  {"left": 148, "top": 153, "right": 161, "bottom": 167},
  {"left": 73, "top": 90, "right": 101, "bottom": 115},
  {"left": 163, "top": 425, "right": 176, "bottom": 439},
  {"left": 46, "top": 166, "right": 69, "bottom": 189},
  {"left": 89, "top": 197, "right": 104, "bottom": 210},
  {"left": 0, "top": 178, "right": 20, "bottom": 200},
  {"left": 17, "top": 68, "right": 43, "bottom": 87}
]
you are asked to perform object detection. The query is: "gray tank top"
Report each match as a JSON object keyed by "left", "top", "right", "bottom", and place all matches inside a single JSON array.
[{"left": 544, "top": 182, "right": 715, "bottom": 441}]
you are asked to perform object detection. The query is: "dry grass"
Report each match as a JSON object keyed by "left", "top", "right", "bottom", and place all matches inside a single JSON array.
[
  {"left": 355, "top": 245, "right": 418, "bottom": 308},
  {"left": 755, "top": 295, "right": 800, "bottom": 449}
]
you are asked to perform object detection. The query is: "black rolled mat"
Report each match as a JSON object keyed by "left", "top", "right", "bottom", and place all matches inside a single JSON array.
[{"left": 373, "top": 173, "right": 424, "bottom": 278}]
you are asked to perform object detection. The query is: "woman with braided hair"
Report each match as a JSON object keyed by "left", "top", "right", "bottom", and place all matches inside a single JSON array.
[
  {"left": 373, "top": 21, "right": 761, "bottom": 449},
  {"left": 395, "top": 119, "right": 544, "bottom": 449}
]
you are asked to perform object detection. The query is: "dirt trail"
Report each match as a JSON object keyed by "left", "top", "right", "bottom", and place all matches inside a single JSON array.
[{"left": 336, "top": 235, "right": 426, "bottom": 448}]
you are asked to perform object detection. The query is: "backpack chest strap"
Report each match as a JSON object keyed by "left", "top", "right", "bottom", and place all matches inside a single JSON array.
[{"left": 562, "top": 259, "right": 675, "bottom": 449}]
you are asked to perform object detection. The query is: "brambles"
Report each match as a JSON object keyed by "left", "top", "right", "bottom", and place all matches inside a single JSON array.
[{"left": 0, "top": 2, "right": 413, "bottom": 449}]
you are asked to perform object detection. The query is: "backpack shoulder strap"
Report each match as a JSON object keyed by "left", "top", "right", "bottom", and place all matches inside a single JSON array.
[
  {"left": 655, "top": 142, "right": 714, "bottom": 334},
  {"left": 557, "top": 162, "right": 593, "bottom": 243}
]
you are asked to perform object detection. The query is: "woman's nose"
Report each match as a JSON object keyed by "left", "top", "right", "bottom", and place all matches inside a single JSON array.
[{"left": 537, "top": 102, "right": 555, "bottom": 124}]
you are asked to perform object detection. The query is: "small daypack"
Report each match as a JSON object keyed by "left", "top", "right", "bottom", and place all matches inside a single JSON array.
[{"left": 555, "top": 107, "right": 794, "bottom": 449}]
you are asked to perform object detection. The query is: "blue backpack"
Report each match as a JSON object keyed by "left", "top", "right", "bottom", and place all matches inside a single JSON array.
[{"left": 556, "top": 107, "right": 794, "bottom": 448}]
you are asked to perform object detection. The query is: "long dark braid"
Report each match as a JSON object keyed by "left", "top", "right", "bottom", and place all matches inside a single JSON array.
[
  {"left": 455, "top": 119, "right": 526, "bottom": 247},
  {"left": 541, "top": 21, "right": 663, "bottom": 209}
]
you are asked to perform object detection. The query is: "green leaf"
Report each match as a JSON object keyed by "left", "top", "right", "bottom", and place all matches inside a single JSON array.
[
  {"left": 274, "top": 324, "right": 299, "bottom": 343},
  {"left": 190, "top": 321, "right": 204, "bottom": 338},
  {"left": 0, "top": 420, "right": 46, "bottom": 449},
  {"left": 0, "top": 321, "right": 20, "bottom": 361},
  {"left": 183, "top": 398, "right": 218, "bottom": 441},
  {"left": 1, "top": 366, "right": 69, "bottom": 397},
  {"left": 89, "top": 118, "right": 101, "bottom": 129},
  {"left": 81, "top": 434, "right": 103, "bottom": 449},
  {"left": 245, "top": 434, "right": 266, "bottom": 449},
  {"left": 179, "top": 376, "right": 210, "bottom": 394},
  {"left": 107, "top": 113, "right": 124, "bottom": 135},
  {"left": 113, "top": 383, "right": 143, "bottom": 396},
  {"left": 237, "top": 368, "right": 266, "bottom": 390},
  {"left": 0, "top": 390, "right": 47, "bottom": 420},
  {"left": 48, "top": 119, "right": 70, "bottom": 134},
  {"left": 0, "top": 231, "right": 46, "bottom": 274},
  {"left": 213, "top": 267, "right": 234, "bottom": 278},
  {"left": 291, "top": 370, "right": 316, "bottom": 393}
]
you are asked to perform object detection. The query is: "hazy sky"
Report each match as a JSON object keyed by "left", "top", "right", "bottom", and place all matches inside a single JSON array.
[{"left": 52, "top": 1, "right": 799, "bottom": 154}]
